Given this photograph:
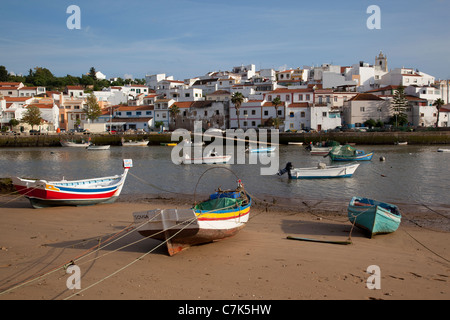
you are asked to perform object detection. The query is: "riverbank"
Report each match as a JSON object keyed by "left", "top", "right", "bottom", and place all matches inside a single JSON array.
[
  {"left": 0, "top": 195, "right": 448, "bottom": 300},
  {"left": 0, "top": 130, "right": 449, "bottom": 147}
]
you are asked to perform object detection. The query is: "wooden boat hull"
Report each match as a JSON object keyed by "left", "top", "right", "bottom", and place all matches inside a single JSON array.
[
  {"left": 12, "top": 160, "right": 131, "bottom": 209},
  {"left": 133, "top": 193, "right": 251, "bottom": 255},
  {"left": 348, "top": 196, "right": 401, "bottom": 237},
  {"left": 289, "top": 163, "right": 360, "bottom": 179}
]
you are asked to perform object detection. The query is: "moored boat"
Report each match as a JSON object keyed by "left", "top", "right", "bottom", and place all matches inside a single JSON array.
[
  {"left": 12, "top": 159, "right": 132, "bottom": 209},
  {"left": 328, "top": 145, "right": 374, "bottom": 161},
  {"left": 121, "top": 138, "right": 149, "bottom": 146},
  {"left": 180, "top": 151, "right": 232, "bottom": 164},
  {"left": 310, "top": 146, "right": 333, "bottom": 156},
  {"left": 133, "top": 181, "right": 251, "bottom": 255},
  {"left": 348, "top": 196, "right": 401, "bottom": 238},
  {"left": 87, "top": 144, "right": 110, "bottom": 150},
  {"left": 60, "top": 141, "right": 90, "bottom": 147},
  {"left": 278, "top": 162, "right": 360, "bottom": 179},
  {"left": 248, "top": 146, "right": 276, "bottom": 153},
  {"left": 437, "top": 148, "right": 450, "bottom": 152}
]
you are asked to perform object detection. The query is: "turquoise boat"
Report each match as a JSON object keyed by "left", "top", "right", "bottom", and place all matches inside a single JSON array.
[
  {"left": 348, "top": 197, "right": 401, "bottom": 238},
  {"left": 329, "top": 145, "right": 373, "bottom": 161}
]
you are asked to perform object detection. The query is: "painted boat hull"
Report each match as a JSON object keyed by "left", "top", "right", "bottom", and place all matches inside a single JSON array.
[
  {"left": 133, "top": 193, "right": 251, "bottom": 255},
  {"left": 348, "top": 197, "right": 401, "bottom": 238},
  {"left": 437, "top": 148, "right": 450, "bottom": 152},
  {"left": 12, "top": 160, "right": 131, "bottom": 209},
  {"left": 289, "top": 163, "right": 360, "bottom": 179}
]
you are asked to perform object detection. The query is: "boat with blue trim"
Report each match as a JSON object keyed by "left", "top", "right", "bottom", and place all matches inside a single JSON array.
[
  {"left": 12, "top": 159, "right": 132, "bottom": 209},
  {"left": 278, "top": 162, "right": 360, "bottom": 179},
  {"left": 328, "top": 145, "right": 374, "bottom": 161}
]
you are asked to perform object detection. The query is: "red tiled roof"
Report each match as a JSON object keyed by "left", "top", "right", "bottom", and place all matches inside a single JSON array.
[{"left": 288, "top": 103, "right": 310, "bottom": 108}]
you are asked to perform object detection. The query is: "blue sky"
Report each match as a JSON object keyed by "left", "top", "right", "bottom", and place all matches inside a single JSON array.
[{"left": 1, "top": 0, "right": 449, "bottom": 80}]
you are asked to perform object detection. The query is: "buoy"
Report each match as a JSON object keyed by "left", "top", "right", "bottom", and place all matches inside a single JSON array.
[{"left": 379, "top": 156, "right": 385, "bottom": 161}]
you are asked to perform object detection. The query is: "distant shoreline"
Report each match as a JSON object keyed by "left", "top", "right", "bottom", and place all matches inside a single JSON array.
[{"left": 0, "top": 130, "right": 449, "bottom": 147}]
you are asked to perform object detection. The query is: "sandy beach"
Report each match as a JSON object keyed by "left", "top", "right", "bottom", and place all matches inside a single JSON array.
[{"left": 0, "top": 193, "right": 448, "bottom": 301}]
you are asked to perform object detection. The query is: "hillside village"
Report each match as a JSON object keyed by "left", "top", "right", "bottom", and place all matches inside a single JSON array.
[{"left": 1, "top": 52, "right": 450, "bottom": 134}]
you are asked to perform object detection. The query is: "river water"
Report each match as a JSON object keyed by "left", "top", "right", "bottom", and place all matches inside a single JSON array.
[{"left": 0, "top": 144, "right": 449, "bottom": 211}]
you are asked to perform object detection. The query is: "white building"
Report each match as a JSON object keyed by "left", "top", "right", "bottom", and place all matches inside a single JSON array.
[{"left": 380, "top": 68, "right": 435, "bottom": 87}]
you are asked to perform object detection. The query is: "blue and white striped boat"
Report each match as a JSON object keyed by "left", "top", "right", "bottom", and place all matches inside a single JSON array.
[{"left": 348, "top": 197, "right": 402, "bottom": 238}]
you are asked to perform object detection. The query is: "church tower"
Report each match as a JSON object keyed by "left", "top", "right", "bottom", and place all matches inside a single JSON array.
[{"left": 375, "top": 51, "right": 388, "bottom": 72}]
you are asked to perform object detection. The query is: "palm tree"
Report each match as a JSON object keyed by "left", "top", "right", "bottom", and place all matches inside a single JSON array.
[
  {"left": 433, "top": 98, "right": 445, "bottom": 128},
  {"left": 231, "top": 92, "right": 244, "bottom": 129},
  {"left": 169, "top": 104, "right": 180, "bottom": 129},
  {"left": 271, "top": 97, "right": 282, "bottom": 129}
]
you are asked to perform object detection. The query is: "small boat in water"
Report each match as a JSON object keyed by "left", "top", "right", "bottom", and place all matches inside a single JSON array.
[
  {"left": 133, "top": 181, "right": 251, "bottom": 256},
  {"left": 328, "top": 145, "right": 374, "bottom": 161},
  {"left": 278, "top": 162, "right": 360, "bottom": 179},
  {"left": 60, "top": 141, "right": 90, "bottom": 147},
  {"left": 87, "top": 144, "right": 110, "bottom": 150},
  {"left": 180, "top": 151, "right": 232, "bottom": 164},
  {"left": 348, "top": 196, "right": 401, "bottom": 238},
  {"left": 121, "top": 138, "right": 149, "bottom": 146},
  {"left": 12, "top": 159, "right": 132, "bottom": 209},
  {"left": 288, "top": 142, "right": 303, "bottom": 145},
  {"left": 437, "top": 148, "right": 450, "bottom": 152},
  {"left": 310, "top": 146, "right": 332, "bottom": 156},
  {"left": 247, "top": 146, "right": 276, "bottom": 153}
]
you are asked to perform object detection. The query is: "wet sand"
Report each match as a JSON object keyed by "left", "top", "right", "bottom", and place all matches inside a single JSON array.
[{"left": 0, "top": 194, "right": 448, "bottom": 300}]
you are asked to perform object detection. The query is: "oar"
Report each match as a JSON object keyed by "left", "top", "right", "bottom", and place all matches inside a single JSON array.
[{"left": 286, "top": 236, "right": 352, "bottom": 245}]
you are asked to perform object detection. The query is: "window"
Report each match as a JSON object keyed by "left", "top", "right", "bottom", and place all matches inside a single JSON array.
[
  {"left": 301, "top": 112, "right": 305, "bottom": 117},
  {"left": 334, "top": 96, "right": 338, "bottom": 102},
  {"left": 136, "top": 111, "right": 142, "bottom": 116},
  {"left": 360, "top": 107, "right": 365, "bottom": 112},
  {"left": 323, "top": 112, "right": 327, "bottom": 117},
  {"left": 268, "top": 95, "right": 272, "bottom": 101},
  {"left": 146, "top": 111, "right": 152, "bottom": 115},
  {"left": 306, "top": 94, "right": 310, "bottom": 100},
  {"left": 286, "top": 95, "right": 290, "bottom": 101},
  {"left": 243, "top": 121, "right": 248, "bottom": 126},
  {"left": 278, "top": 110, "right": 282, "bottom": 116},
  {"left": 264, "top": 110, "right": 269, "bottom": 116},
  {"left": 299, "top": 94, "right": 303, "bottom": 101},
  {"left": 126, "top": 112, "right": 132, "bottom": 116},
  {"left": 243, "top": 110, "right": 248, "bottom": 115},
  {"left": 185, "top": 93, "right": 190, "bottom": 97},
  {"left": 251, "top": 110, "right": 256, "bottom": 115},
  {"left": 252, "top": 121, "right": 256, "bottom": 126},
  {"left": 290, "top": 112, "right": 294, "bottom": 118}
]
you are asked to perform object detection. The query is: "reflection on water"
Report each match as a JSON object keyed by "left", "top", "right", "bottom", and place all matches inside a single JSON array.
[{"left": 0, "top": 145, "right": 449, "bottom": 208}]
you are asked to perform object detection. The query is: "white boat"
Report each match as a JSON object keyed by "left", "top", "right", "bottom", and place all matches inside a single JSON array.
[
  {"left": 437, "top": 148, "right": 450, "bottom": 152},
  {"left": 121, "top": 139, "right": 149, "bottom": 146},
  {"left": 288, "top": 142, "right": 303, "bottom": 145},
  {"left": 87, "top": 144, "right": 110, "bottom": 150},
  {"left": 395, "top": 141, "right": 408, "bottom": 145},
  {"left": 181, "top": 151, "right": 232, "bottom": 164},
  {"left": 278, "top": 162, "right": 360, "bottom": 179},
  {"left": 60, "top": 141, "right": 90, "bottom": 147}
]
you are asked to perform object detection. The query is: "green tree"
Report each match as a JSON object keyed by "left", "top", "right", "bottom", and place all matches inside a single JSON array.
[
  {"left": 391, "top": 85, "right": 408, "bottom": 127},
  {"left": 168, "top": 104, "right": 180, "bottom": 129},
  {"left": 89, "top": 67, "right": 97, "bottom": 80},
  {"left": 231, "top": 92, "right": 244, "bottom": 129},
  {"left": 21, "top": 106, "right": 42, "bottom": 130},
  {"left": 0, "top": 66, "right": 8, "bottom": 82},
  {"left": 9, "top": 118, "right": 20, "bottom": 130},
  {"left": 433, "top": 98, "right": 445, "bottom": 128},
  {"left": 83, "top": 94, "right": 102, "bottom": 122}
]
